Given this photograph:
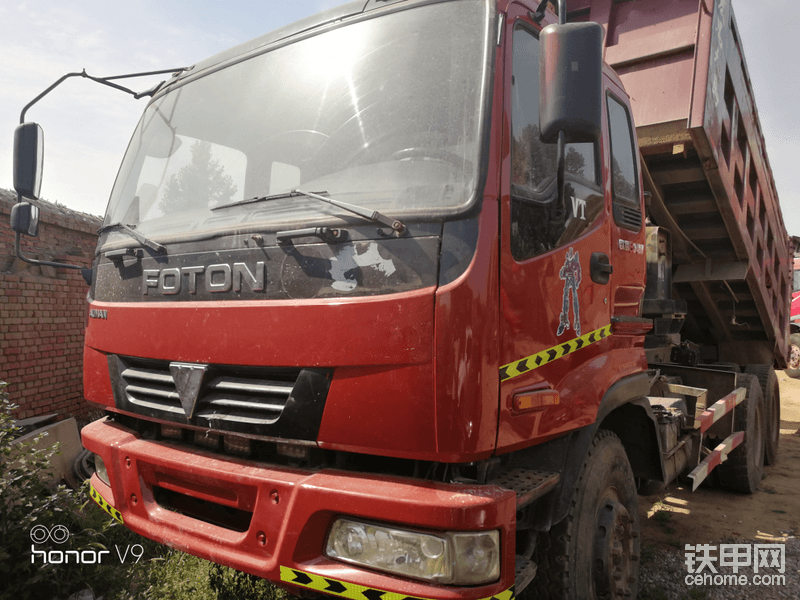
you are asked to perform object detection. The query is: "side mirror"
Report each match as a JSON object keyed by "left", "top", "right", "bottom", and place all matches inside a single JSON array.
[
  {"left": 539, "top": 22, "right": 604, "bottom": 144},
  {"left": 13, "top": 122, "right": 45, "bottom": 199},
  {"left": 10, "top": 202, "right": 40, "bottom": 237}
]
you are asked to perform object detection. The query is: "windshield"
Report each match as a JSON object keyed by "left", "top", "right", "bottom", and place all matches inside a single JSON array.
[{"left": 104, "top": 0, "right": 491, "bottom": 239}]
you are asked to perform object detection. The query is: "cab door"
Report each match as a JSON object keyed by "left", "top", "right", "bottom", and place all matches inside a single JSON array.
[{"left": 497, "top": 8, "right": 612, "bottom": 452}]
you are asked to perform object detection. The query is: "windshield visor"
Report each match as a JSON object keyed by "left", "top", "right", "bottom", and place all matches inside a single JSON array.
[{"left": 105, "top": 0, "right": 491, "bottom": 239}]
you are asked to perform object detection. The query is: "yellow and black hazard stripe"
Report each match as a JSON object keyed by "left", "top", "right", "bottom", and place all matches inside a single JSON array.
[
  {"left": 499, "top": 324, "right": 612, "bottom": 382},
  {"left": 89, "top": 482, "right": 124, "bottom": 525},
  {"left": 280, "top": 566, "right": 515, "bottom": 600}
]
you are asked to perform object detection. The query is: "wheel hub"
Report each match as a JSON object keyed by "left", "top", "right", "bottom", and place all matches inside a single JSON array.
[
  {"left": 789, "top": 344, "right": 800, "bottom": 370},
  {"left": 593, "top": 498, "right": 636, "bottom": 599}
]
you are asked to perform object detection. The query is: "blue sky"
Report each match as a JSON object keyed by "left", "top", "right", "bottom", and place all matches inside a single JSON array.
[{"left": 2, "top": 0, "right": 799, "bottom": 235}]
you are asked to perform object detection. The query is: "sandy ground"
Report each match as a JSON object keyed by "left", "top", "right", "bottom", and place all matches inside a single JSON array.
[{"left": 639, "top": 370, "right": 800, "bottom": 548}]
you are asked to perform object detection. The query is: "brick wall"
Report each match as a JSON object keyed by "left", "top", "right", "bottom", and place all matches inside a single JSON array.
[{"left": 0, "top": 189, "right": 102, "bottom": 421}]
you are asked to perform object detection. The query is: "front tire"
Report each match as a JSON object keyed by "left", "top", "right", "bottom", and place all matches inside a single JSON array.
[{"left": 530, "top": 430, "right": 640, "bottom": 600}]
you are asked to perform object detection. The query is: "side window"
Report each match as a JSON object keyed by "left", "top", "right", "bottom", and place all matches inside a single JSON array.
[
  {"left": 607, "top": 95, "right": 642, "bottom": 231},
  {"left": 510, "top": 25, "right": 602, "bottom": 261}
]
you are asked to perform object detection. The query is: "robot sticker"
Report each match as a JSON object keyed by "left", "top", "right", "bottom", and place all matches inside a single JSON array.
[{"left": 557, "top": 247, "right": 581, "bottom": 337}]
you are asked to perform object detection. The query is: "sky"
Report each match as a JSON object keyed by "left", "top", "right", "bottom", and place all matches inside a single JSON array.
[{"left": 1, "top": 0, "right": 799, "bottom": 234}]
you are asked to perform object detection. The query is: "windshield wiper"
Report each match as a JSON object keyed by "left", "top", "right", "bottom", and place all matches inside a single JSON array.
[
  {"left": 212, "top": 189, "right": 406, "bottom": 236},
  {"left": 97, "top": 222, "right": 166, "bottom": 254}
]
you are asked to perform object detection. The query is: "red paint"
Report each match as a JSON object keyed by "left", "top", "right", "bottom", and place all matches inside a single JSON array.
[{"left": 82, "top": 418, "right": 516, "bottom": 599}]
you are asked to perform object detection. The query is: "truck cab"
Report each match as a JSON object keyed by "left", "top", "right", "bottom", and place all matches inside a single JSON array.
[
  {"left": 9, "top": 0, "right": 786, "bottom": 598},
  {"left": 73, "top": 1, "right": 644, "bottom": 597}
]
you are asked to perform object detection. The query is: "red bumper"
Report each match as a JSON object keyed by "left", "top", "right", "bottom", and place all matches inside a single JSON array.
[{"left": 82, "top": 418, "right": 517, "bottom": 600}]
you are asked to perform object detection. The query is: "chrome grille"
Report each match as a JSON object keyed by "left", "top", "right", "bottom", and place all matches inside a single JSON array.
[{"left": 112, "top": 356, "right": 301, "bottom": 426}]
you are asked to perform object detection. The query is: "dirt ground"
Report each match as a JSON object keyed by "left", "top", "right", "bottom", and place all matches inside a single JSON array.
[{"left": 639, "top": 370, "right": 800, "bottom": 548}]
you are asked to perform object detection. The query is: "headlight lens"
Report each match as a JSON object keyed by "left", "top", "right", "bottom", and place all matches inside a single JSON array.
[
  {"left": 325, "top": 518, "right": 500, "bottom": 585},
  {"left": 94, "top": 454, "right": 110, "bottom": 486}
]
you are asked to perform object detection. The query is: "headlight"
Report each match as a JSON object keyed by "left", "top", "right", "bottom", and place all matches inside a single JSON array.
[
  {"left": 325, "top": 518, "right": 500, "bottom": 585},
  {"left": 94, "top": 454, "right": 110, "bottom": 486}
]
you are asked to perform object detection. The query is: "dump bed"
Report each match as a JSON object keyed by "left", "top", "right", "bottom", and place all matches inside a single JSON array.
[{"left": 568, "top": 0, "right": 790, "bottom": 366}]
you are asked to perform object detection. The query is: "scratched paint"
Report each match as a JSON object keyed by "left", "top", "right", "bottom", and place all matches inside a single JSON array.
[{"left": 329, "top": 243, "right": 397, "bottom": 292}]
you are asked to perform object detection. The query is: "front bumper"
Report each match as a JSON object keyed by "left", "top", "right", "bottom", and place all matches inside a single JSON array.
[{"left": 82, "top": 418, "right": 516, "bottom": 600}]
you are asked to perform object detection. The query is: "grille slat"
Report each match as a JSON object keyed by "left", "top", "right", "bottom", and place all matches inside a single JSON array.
[
  {"left": 614, "top": 203, "right": 643, "bottom": 231},
  {"left": 206, "top": 377, "right": 294, "bottom": 397},
  {"left": 127, "top": 397, "right": 186, "bottom": 414},
  {"left": 198, "top": 412, "right": 280, "bottom": 426},
  {"left": 203, "top": 397, "right": 285, "bottom": 413},
  {"left": 121, "top": 367, "right": 175, "bottom": 385},
  {"left": 126, "top": 384, "right": 181, "bottom": 401}
]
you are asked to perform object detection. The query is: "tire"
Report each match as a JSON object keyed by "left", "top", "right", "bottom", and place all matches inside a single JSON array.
[
  {"left": 529, "top": 431, "right": 640, "bottom": 600},
  {"left": 717, "top": 373, "right": 765, "bottom": 493},
  {"left": 786, "top": 333, "right": 800, "bottom": 378},
  {"left": 744, "top": 364, "right": 780, "bottom": 465}
]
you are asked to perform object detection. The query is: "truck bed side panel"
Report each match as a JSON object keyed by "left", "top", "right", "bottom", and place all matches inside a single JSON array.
[{"left": 571, "top": 0, "right": 791, "bottom": 365}]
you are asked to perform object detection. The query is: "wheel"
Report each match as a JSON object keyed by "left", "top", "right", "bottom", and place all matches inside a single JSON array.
[
  {"left": 717, "top": 373, "right": 765, "bottom": 493},
  {"left": 786, "top": 333, "right": 800, "bottom": 378},
  {"left": 529, "top": 430, "right": 640, "bottom": 600},
  {"left": 744, "top": 364, "right": 780, "bottom": 465}
]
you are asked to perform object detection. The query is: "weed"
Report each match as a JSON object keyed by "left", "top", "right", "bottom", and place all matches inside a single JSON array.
[{"left": 653, "top": 509, "right": 673, "bottom": 527}]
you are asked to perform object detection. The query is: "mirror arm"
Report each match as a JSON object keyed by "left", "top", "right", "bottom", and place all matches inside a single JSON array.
[
  {"left": 556, "top": 131, "right": 566, "bottom": 211},
  {"left": 557, "top": 0, "right": 566, "bottom": 24},
  {"left": 552, "top": 1, "right": 568, "bottom": 204},
  {"left": 531, "top": 0, "right": 567, "bottom": 23},
  {"left": 14, "top": 230, "right": 93, "bottom": 285},
  {"left": 20, "top": 67, "right": 189, "bottom": 123}
]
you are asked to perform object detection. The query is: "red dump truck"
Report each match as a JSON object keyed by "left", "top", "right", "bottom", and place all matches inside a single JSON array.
[{"left": 9, "top": 0, "right": 791, "bottom": 598}]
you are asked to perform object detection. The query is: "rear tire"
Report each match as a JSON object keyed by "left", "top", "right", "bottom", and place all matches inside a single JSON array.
[
  {"left": 744, "top": 364, "right": 780, "bottom": 465},
  {"left": 717, "top": 373, "right": 764, "bottom": 493},
  {"left": 786, "top": 333, "right": 800, "bottom": 378},
  {"left": 529, "top": 430, "right": 640, "bottom": 600}
]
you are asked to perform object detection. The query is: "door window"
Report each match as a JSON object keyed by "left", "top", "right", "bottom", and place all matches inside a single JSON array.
[
  {"left": 607, "top": 95, "right": 642, "bottom": 231},
  {"left": 510, "top": 25, "right": 601, "bottom": 261}
]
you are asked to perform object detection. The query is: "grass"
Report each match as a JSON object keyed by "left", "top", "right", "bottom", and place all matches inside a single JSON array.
[
  {"left": 0, "top": 386, "right": 291, "bottom": 600},
  {"left": 653, "top": 510, "right": 672, "bottom": 526},
  {"left": 136, "top": 551, "right": 290, "bottom": 600},
  {"left": 652, "top": 509, "right": 677, "bottom": 535}
]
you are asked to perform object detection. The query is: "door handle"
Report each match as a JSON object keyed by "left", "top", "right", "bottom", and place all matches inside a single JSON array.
[{"left": 590, "top": 252, "right": 613, "bottom": 284}]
